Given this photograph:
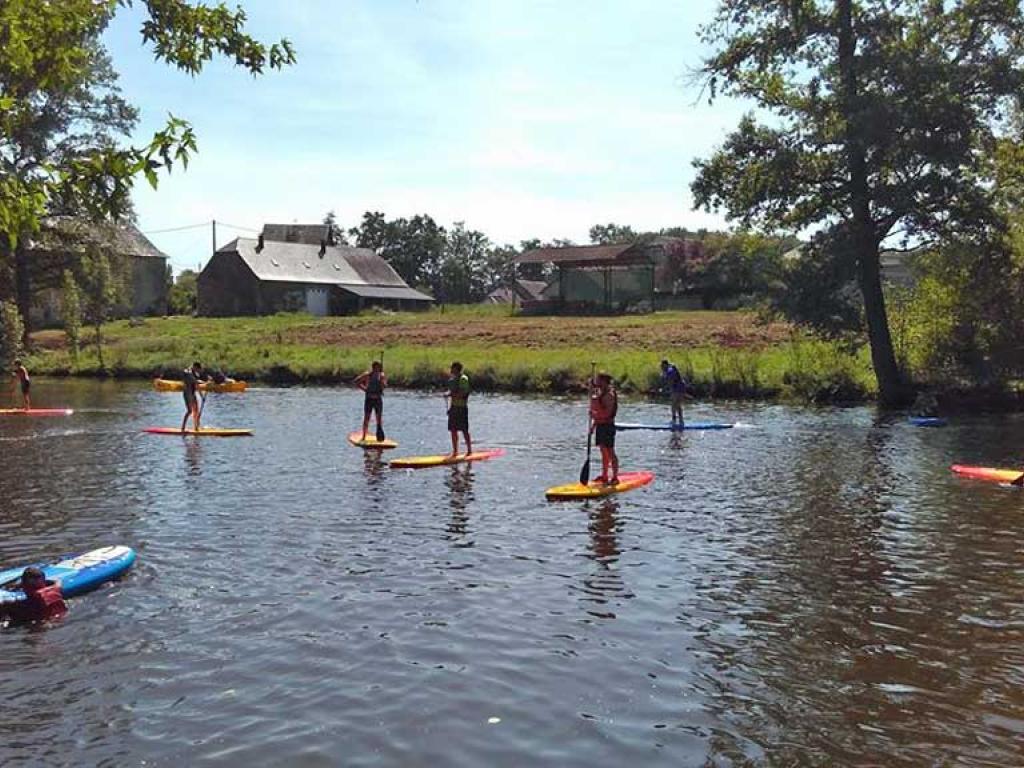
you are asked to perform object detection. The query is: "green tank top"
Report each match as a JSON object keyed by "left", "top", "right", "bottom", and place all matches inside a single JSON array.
[{"left": 449, "top": 373, "right": 470, "bottom": 407}]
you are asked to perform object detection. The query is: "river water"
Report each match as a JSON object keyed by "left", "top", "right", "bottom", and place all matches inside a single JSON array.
[{"left": 1, "top": 380, "right": 1022, "bottom": 766}]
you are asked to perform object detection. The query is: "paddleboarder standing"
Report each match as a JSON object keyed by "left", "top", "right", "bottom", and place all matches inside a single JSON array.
[
  {"left": 660, "top": 359, "right": 688, "bottom": 426},
  {"left": 445, "top": 361, "right": 472, "bottom": 457},
  {"left": 10, "top": 359, "right": 30, "bottom": 410},
  {"left": 181, "top": 361, "right": 207, "bottom": 433},
  {"left": 355, "top": 360, "right": 387, "bottom": 442},
  {"left": 590, "top": 371, "right": 619, "bottom": 485}
]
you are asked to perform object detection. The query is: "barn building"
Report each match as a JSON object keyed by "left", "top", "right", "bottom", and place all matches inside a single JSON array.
[
  {"left": 197, "top": 223, "right": 433, "bottom": 317},
  {"left": 514, "top": 238, "right": 705, "bottom": 313}
]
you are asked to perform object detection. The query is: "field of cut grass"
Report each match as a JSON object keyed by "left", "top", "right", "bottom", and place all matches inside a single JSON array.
[{"left": 25, "top": 306, "right": 877, "bottom": 401}]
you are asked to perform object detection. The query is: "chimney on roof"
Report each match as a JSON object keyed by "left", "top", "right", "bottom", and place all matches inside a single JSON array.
[
  {"left": 326, "top": 226, "right": 336, "bottom": 247},
  {"left": 256, "top": 233, "right": 264, "bottom": 253},
  {"left": 319, "top": 239, "right": 326, "bottom": 258}
]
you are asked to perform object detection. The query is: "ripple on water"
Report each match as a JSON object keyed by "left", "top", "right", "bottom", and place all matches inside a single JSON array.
[{"left": 2, "top": 386, "right": 1024, "bottom": 766}]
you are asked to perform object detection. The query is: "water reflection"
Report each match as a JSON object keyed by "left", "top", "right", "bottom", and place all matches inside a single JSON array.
[
  {"left": 184, "top": 437, "right": 204, "bottom": 478},
  {"left": 578, "top": 499, "right": 629, "bottom": 620},
  {"left": 361, "top": 450, "right": 386, "bottom": 484},
  {"left": 445, "top": 465, "right": 474, "bottom": 545}
]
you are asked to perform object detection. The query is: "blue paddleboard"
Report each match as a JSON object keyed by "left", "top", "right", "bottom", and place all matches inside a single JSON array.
[
  {"left": 0, "top": 545, "right": 136, "bottom": 604},
  {"left": 616, "top": 422, "right": 734, "bottom": 431},
  {"left": 909, "top": 416, "right": 947, "bottom": 427}
]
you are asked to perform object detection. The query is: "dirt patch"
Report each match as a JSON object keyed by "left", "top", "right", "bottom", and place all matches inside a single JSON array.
[{"left": 276, "top": 313, "right": 793, "bottom": 350}]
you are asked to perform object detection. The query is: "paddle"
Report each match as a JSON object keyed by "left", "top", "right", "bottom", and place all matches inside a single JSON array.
[
  {"left": 376, "top": 350, "right": 386, "bottom": 442},
  {"left": 197, "top": 390, "right": 208, "bottom": 428},
  {"left": 579, "top": 362, "right": 596, "bottom": 486}
]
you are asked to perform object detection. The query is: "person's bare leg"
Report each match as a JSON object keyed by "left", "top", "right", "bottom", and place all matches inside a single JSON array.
[{"left": 449, "top": 430, "right": 459, "bottom": 457}]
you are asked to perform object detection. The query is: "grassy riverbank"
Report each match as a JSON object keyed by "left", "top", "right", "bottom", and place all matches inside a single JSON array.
[{"left": 24, "top": 307, "right": 877, "bottom": 401}]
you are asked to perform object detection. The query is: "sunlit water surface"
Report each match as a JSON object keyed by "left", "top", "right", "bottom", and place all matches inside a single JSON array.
[{"left": 1, "top": 380, "right": 1023, "bottom": 766}]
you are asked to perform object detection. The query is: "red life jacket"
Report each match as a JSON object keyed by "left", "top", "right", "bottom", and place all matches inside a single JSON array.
[
  {"left": 590, "top": 388, "right": 618, "bottom": 425},
  {"left": 15, "top": 583, "right": 67, "bottom": 622}
]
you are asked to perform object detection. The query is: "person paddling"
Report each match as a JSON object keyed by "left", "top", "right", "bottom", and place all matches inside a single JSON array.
[
  {"left": 590, "top": 371, "right": 619, "bottom": 485},
  {"left": 445, "top": 361, "right": 472, "bottom": 457},
  {"left": 660, "top": 359, "right": 689, "bottom": 426},
  {"left": 354, "top": 360, "right": 387, "bottom": 442},
  {"left": 181, "top": 361, "right": 207, "bottom": 433},
  {"left": 0, "top": 566, "right": 67, "bottom": 624},
  {"left": 11, "top": 359, "right": 30, "bottom": 410}
]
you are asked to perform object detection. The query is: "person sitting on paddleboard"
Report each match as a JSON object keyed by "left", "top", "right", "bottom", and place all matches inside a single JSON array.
[
  {"left": 660, "top": 359, "right": 689, "bottom": 426},
  {"left": 446, "top": 361, "right": 472, "bottom": 457},
  {"left": 181, "top": 361, "right": 207, "bottom": 433},
  {"left": 11, "top": 359, "right": 30, "bottom": 411},
  {"left": 0, "top": 566, "right": 67, "bottom": 625},
  {"left": 355, "top": 360, "right": 387, "bottom": 442},
  {"left": 590, "top": 371, "right": 619, "bottom": 485}
]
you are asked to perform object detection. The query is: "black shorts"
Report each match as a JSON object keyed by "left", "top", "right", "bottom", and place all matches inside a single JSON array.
[
  {"left": 595, "top": 423, "right": 616, "bottom": 448},
  {"left": 20, "top": 380, "right": 30, "bottom": 395},
  {"left": 183, "top": 391, "right": 198, "bottom": 408},
  {"left": 364, "top": 396, "right": 382, "bottom": 417},
  {"left": 448, "top": 405, "right": 469, "bottom": 432}
]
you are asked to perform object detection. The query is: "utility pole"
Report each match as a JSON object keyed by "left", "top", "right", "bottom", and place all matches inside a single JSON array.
[{"left": 211, "top": 219, "right": 217, "bottom": 258}]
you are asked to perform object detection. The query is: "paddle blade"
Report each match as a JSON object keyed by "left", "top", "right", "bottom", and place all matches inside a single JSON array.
[{"left": 579, "top": 458, "right": 590, "bottom": 486}]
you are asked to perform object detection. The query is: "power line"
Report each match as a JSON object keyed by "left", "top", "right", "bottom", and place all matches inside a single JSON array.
[
  {"left": 217, "top": 220, "right": 260, "bottom": 234},
  {"left": 142, "top": 221, "right": 208, "bottom": 235}
]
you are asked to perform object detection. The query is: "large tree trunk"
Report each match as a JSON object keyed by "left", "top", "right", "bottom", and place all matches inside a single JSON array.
[
  {"left": 857, "top": 240, "right": 905, "bottom": 405},
  {"left": 14, "top": 243, "right": 31, "bottom": 347},
  {"left": 837, "top": 0, "right": 905, "bottom": 406}
]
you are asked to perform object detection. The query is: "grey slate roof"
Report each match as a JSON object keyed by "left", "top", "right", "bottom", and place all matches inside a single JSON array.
[
  {"left": 223, "top": 237, "right": 433, "bottom": 301},
  {"left": 262, "top": 223, "right": 333, "bottom": 246},
  {"left": 35, "top": 216, "right": 167, "bottom": 260}
]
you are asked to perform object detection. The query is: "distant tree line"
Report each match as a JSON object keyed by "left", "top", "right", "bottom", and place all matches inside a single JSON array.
[{"left": 315, "top": 210, "right": 794, "bottom": 307}]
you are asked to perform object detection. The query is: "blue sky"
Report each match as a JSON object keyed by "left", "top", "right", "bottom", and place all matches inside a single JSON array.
[{"left": 103, "top": 1, "right": 746, "bottom": 273}]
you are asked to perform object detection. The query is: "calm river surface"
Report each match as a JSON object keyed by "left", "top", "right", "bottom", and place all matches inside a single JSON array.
[{"left": 1, "top": 379, "right": 1023, "bottom": 766}]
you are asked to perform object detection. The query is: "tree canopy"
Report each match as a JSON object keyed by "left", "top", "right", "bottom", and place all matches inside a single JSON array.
[
  {"left": 0, "top": 0, "right": 294, "bottom": 336},
  {"left": 692, "top": 0, "right": 1024, "bottom": 404}
]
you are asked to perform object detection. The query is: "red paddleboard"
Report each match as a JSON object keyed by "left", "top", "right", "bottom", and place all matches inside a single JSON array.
[
  {"left": 951, "top": 464, "right": 1023, "bottom": 485},
  {"left": 0, "top": 408, "right": 73, "bottom": 416}
]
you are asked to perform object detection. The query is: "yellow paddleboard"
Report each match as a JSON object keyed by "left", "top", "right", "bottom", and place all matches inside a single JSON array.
[
  {"left": 348, "top": 431, "right": 398, "bottom": 450},
  {"left": 545, "top": 471, "right": 655, "bottom": 501},
  {"left": 389, "top": 448, "right": 505, "bottom": 469}
]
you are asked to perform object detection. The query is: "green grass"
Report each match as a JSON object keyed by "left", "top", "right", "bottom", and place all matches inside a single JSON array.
[{"left": 25, "top": 310, "right": 877, "bottom": 402}]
